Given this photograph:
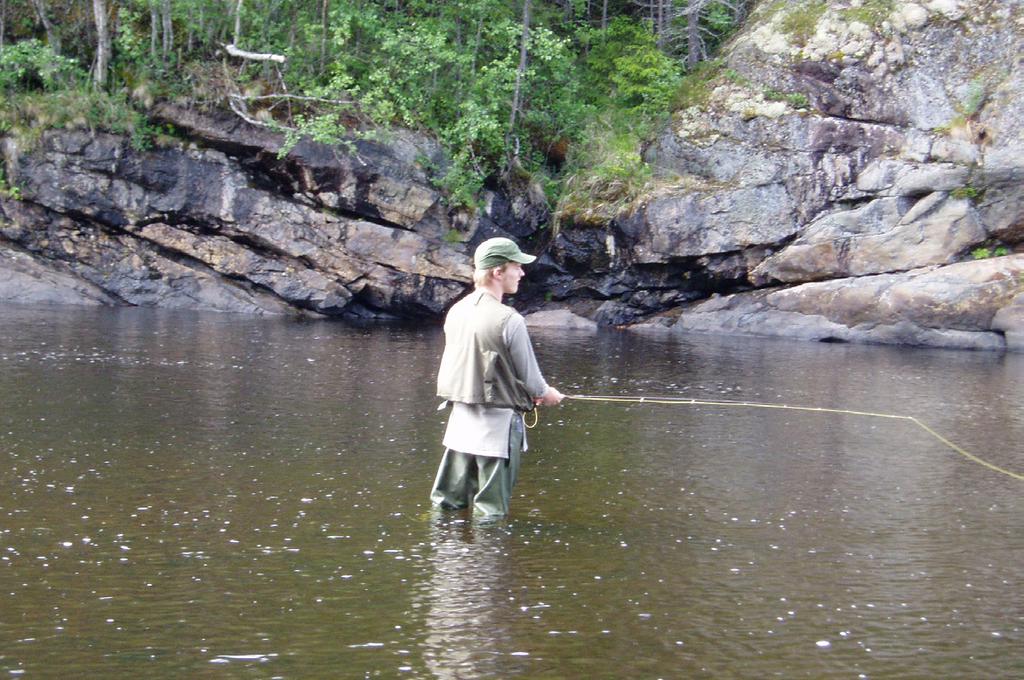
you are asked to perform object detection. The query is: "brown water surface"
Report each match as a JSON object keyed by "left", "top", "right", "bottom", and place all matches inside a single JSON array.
[{"left": 0, "top": 306, "right": 1021, "bottom": 678}]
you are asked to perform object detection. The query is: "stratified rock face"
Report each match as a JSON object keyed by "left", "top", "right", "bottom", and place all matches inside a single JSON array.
[
  {"left": 554, "top": 0, "right": 1024, "bottom": 349},
  {"left": 0, "top": 107, "right": 547, "bottom": 318}
]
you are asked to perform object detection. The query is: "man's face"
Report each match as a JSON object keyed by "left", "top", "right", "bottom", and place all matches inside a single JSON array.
[{"left": 497, "top": 262, "right": 525, "bottom": 295}]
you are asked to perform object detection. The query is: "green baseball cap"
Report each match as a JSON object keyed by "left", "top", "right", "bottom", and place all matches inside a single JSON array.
[{"left": 473, "top": 237, "right": 537, "bottom": 270}]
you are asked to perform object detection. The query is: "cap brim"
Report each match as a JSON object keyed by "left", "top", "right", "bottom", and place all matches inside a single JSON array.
[{"left": 509, "top": 253, "right": 537, "bottom": 264}]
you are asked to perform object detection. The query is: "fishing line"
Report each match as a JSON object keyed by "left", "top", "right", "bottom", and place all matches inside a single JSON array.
[
  {"left": 524, "top": 409, "right": 539, "bottom": 429},
  {"left": 564, "top": 394, "right": 1023, "bottom": 482}
]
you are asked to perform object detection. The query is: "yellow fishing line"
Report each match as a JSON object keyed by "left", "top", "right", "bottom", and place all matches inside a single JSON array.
[{"left": 566, "top": 394, "right": 1024, "bottom": 482}]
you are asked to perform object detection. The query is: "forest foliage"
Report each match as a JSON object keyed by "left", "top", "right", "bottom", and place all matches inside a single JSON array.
[{"left": 1, "top": 0, "right": 750, "bottom": 218}]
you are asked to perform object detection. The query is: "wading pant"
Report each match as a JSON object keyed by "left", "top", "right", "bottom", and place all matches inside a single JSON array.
[{"left": 429, "top": 416, "right": 524, "bottom": 517}]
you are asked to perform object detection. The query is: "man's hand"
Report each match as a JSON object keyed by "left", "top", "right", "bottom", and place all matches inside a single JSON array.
[{"left": 535, "top": 387, "right": 564, "bottom": 407}]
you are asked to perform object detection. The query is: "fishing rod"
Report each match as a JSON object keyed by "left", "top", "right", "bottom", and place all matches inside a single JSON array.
[{"left": 540, "top": 393, "right": 1023, "bottom": 482}]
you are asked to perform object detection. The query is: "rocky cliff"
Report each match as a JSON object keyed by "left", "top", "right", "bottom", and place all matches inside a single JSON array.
[
  {"left": 550, "top": 0, "right": 1024, "bottom": 350},
  {"left": 0, "top": 105, "right": 545, "bottom": 319},
  {"left": 2, "top": 0, "right": 1023, "bottom": 351}
]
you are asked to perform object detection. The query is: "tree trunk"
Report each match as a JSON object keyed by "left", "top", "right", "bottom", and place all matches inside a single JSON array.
[
  {"left": 30, "top": 0, "right": 60, "bottom": 55},
  {"left": 687, "top": 4, "right": 700, "bottom": 68},
  {"left": 234, "top": 0, "right": 244, "bottom": 47},
  {"left": 319, "top": 0, "right": 329, "bottom": 70},
  {"left": 470, "top": 17, "right": 483, "bottom": 76},
  {"left": 200, "top": 2, "right": 207, "bottom": 47},
  {"left": 287, "top": 19, "right": 297, "bottom": 73},
  {"left": 186, "top": 4, "right": 194, "bottom": 52},
  {"left": 93, "top": 0, "right": 110, "bottom": 88},
  {"left": 602, "top": 0, "right": 608, "bottom": 30},
  {"left": 657, "top": 0, "right": 665, "bottom": 49},
  {"left": 162, "top": 0, "right": 174, "bottom": 63},
  {"left": 507, "top": 0, "right": 531, "bottom": 155},
  {"left": 150, "top": 2, "right": 159, "bottom": 59},
  {"left": 1, "top": 0, "right": 6, "bottom": 51}
]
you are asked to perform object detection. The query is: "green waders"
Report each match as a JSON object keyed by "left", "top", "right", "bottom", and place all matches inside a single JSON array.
[{"left": 429, "top": 415, "right": 524, "bottom": 517}]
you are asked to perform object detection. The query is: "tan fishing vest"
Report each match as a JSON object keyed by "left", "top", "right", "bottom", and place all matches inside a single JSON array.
[{"left": 436, "top": 290, "right": 536, "bottom": 412}]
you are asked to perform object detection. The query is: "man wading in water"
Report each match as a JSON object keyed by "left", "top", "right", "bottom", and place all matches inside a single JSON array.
[{"left": 431, "top": 237, "right": 564, "bottom": 517}]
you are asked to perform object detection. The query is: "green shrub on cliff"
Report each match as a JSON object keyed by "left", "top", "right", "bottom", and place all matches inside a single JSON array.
[
  {"left": 840, "top": 0, "right": 895, "bottom": 27},
  {"left": 780, "top": 1, "right": 828, "bottom": 47},
  {"left": 555, "top": 112, "right": 654, "bottom": 229},
  {"left": 0, "top": 40, "right": 153, "bottom": 148},
  {"left": 0, "top": 165, "right": 22, "bottom": 200},
  {"left": 0, "top": 88, "right": 146, "bottom": 150},
  {"left": 971, "top": 245, "right": 1009, "bottom": 260},
  {"left": 552, "top": 18, "right": 683, "bottom": 224}
]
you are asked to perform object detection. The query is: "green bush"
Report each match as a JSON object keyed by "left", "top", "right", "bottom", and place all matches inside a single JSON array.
[
  {"left": 960, "top": 79, "right": 987, "bottom": 117},
  {"left": 0, "top": 40, "right": 84, "bottom": 93},
  {"left": 281, "top": 2, "right": 587, "bottom": 208},
  {"left": 0, "top": 39, "right": 156, "bottom": 150},
  {"left": 0, "top": 165, "right": 22, "bottom": 200}
]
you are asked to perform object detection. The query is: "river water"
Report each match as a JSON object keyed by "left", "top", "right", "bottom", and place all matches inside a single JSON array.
[{"left": 0, "top": 305, "right": 1021, "bottom": 678}]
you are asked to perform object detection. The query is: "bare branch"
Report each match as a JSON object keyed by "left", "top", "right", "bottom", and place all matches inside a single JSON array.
[
  {"left": 30, "top": 0, "right": 60, "bottom": 54},
  {"left": 227, "top": 94, "right": 294, "bottom": 130},
  {"left": 241, "top": 93, "right": 355, "bottom": 106}
]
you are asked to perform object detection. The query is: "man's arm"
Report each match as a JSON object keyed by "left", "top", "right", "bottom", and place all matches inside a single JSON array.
[{"left": 504, "top": 314, "right": 563, "bottom": 406}]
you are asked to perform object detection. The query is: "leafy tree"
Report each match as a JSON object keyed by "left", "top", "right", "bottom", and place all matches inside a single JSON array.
[{"left": 583, "top": 17, "right": 681, "bottom": 113}]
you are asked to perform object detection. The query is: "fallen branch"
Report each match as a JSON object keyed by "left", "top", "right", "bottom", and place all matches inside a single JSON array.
[{"left": 223, "top": 43, "right": 286, "bottom": 64}]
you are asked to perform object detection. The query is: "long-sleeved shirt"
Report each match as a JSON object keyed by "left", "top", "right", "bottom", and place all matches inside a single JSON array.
[{"left": 441, "top": 310, "right": 548, "bottom": 458}]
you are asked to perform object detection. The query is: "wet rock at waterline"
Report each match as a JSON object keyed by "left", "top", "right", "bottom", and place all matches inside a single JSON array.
[
  {"left": 992, "top": 293, "right": 1024, "bottom": 352},
  {"left": 0, "top": 248, "right": 119, "bottom": 307},
  {"left": 650, "top": 255, "right": 1024, "bottom": 351},
  {"left": 524, "top": 309, "right": 598, "bottom": 331}
]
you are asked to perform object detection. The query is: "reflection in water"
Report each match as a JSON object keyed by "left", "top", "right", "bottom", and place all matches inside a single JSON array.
[
  {"left": 418, "top": 515, "right": 513, "bottom": 679},
  {"left": 0, "top": 306, "right": 1021, "bottom": 678}
]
